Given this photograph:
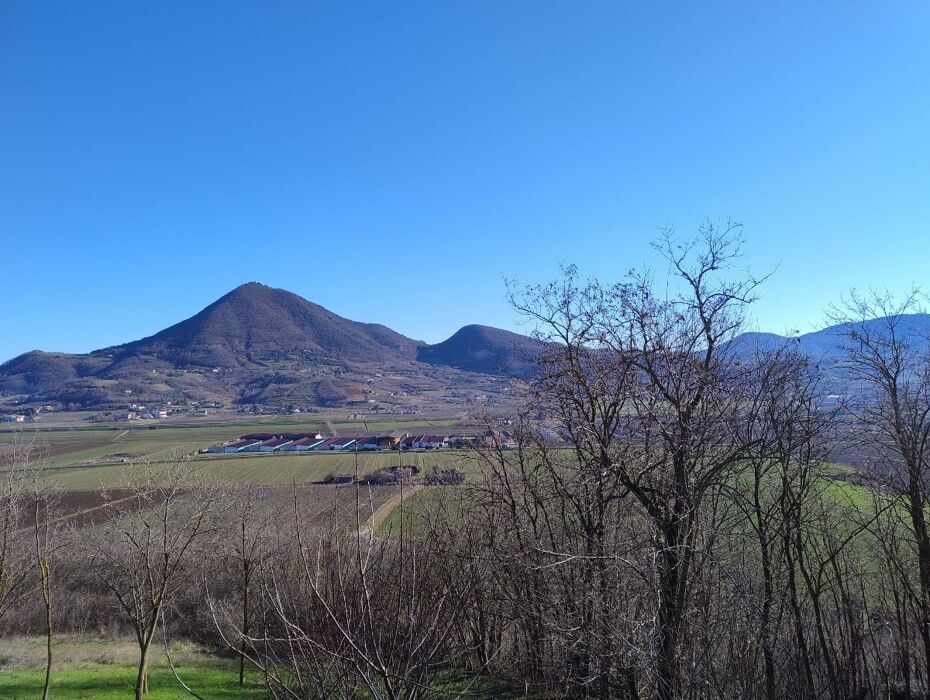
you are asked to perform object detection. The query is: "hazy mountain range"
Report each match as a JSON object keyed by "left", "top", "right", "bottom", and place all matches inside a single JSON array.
[
  {"left": 2, "top": 282, "right": 928, "bottom": 412},
  {"left": 730, "top": 313, "right": 930, "bottom": 360}
]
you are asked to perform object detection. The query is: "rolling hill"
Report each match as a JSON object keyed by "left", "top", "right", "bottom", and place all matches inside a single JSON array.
[
  {"left": 416, "top": 324, "right": 543, "bottom": 377},
  {"left": 105, "top": 282, "right": 423, "bottom": 368},
  {"left": 725, "top": 314, "right": 930, "bottom": 361},
  {"left": 4, "top": 283, "right": 929, "bottom": 413},
  {"left": 0, "top": 283, "right": 539, "bottom": 410}
]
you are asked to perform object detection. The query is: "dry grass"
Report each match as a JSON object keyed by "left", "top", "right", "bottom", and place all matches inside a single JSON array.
[{"left": 0, "top": 634, "right": 207, "bottom": 671}]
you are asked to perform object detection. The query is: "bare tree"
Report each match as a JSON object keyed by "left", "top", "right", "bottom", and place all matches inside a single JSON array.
[
  {"left": 90, "top": 457, "right": 222, "bottom": 700},
  {"left": 0, "top": 439, "right": 35, "bottom": 625},
  {"left": 470, "top": 414, "right": 649, "bottom": 697},
  {"left": 223, "top": 485, "right": 273, "bottom": 688},
  {"left": 29, "top": 458, "right": 60, "bottom": 700},
  {"left": 0, "top": 439, "right": 65, "bottom": 699},
  {"left": 218, "top": 482, "right": 480, "bottom": 699},
  {"left": 722, "top": 342, "right": 834, "bottom": 698},
  {"left": 829, "top": 288, "right": 930, "bottom": 689},
  {"left": 507, "top": 221, "right": 773, "bottom": 699}
]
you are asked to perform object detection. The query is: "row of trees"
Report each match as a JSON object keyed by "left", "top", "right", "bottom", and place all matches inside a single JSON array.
[{"left": 3, "top": 224, "right": 930, "bottom": 699}]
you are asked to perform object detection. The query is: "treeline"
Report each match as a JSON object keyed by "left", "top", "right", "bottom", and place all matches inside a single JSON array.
[{"left": 3, "top": 224, "right": 930, "bottom": 699}]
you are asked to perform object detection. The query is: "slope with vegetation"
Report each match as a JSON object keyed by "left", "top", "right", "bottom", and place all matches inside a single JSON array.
[{"left": 0, "top": 283, "right": 545, "bottom": 412}]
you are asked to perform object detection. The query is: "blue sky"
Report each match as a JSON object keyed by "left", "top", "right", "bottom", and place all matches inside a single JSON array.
[{"left": 2, "top": 1, "right": 929, "bottom": 362}]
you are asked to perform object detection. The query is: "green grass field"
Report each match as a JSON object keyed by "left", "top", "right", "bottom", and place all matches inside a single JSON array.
[
  {"left": 0, "top": 664, "right": 269, "bottom": 699},
  {"left": 0, "top": 636, "right": 269, "bottom": 699},
  {"left": 0, "top": 635, "right": 515, "bottom": 699}
]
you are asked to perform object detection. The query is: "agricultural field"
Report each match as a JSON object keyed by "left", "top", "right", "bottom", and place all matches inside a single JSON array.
[
  {"left": 0, "top": 417, "right": 876, "bottom": 518},
  {"left": 32, "top": 450, "right": 476, "bottom": 491},
  {"left": 0, "top": 414, "right": 480, "bottom": 491}
]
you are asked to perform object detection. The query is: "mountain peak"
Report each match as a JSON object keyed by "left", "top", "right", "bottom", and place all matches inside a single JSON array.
[
  {"left": 225, "top": 281, "right": 275, "bottom": 296},
  {"left": 215, "top": 282, "right": 296, "bottom": 306},
  {"left": 105, "top": 284, "right": 420, "bottom": 368}
]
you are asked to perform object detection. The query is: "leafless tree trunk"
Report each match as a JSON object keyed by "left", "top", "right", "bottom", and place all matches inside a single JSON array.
[
  {"left": 0, "top": 440, "right": 32, "bottom": 624},
  {"left": 830, "top": 288, "right": 930, "bottom": 692},
  {"left": 0, "top": 439, "right": 62, "bottom": 699},
  {"left": 219, "top": 486, "right": 272, "bottom": 688},
  {"left": 90, "top": 457, "right": 221, "bottom": 699},
  {"left": 725, "top": 342, "right": 831, "bottom": 698},
  {"left": 33, "top": 490, "right": 55, "bottom": 700}
]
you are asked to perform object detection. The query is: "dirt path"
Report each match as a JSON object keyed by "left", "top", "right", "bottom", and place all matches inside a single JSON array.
[
  {"left": 15, "top": 490, "right": 142, "bottom": 534},
  {"left": 360, "top": 484, "right": 421, "bottom": 535},
  {"left": 48, "top": 492, "right": 141, "bottom": 527}
]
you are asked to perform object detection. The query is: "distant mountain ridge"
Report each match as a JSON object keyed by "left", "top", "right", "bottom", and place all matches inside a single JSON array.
[
  {"left": 3, "top": 283, "right": 930, "bottom": 411},
  {"left": 726, "top": 313, "right": 930, "bottom": 360},
  {"left": 0, "top": 283, "right": 542, "bottom": 409}
]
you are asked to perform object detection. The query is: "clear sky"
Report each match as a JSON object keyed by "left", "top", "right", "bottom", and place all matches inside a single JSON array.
[{"left": 2, "top": 1, "right": 929, "bottom": 363}]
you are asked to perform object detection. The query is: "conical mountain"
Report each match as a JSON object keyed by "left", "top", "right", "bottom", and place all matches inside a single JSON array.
[
  {"left": 0, "top": 283, "right": 425, "bottom": 405},
  {"left": 104, "top": 282, "right": 423, "bottom": 368}
]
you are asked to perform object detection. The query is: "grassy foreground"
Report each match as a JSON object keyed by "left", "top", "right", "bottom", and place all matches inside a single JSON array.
[
  {"left": 0, "top": 665, "right": 268, "bottom": 699},
  {"left": 0, "top": 636, "right": 512, "bottom": 699},
  {"left": 0, "top": 636, "right": 269, "bottom": 699}
]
